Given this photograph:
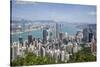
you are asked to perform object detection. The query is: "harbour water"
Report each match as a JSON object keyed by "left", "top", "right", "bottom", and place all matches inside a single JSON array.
[{"left": 11, "top": 23, "right": 81, "bottom": 42}]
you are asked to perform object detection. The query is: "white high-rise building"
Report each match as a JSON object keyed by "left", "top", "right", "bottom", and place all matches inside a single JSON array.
[
  {"left": 11, "top": 42, "right": 18, "bottom": 60},
  {"left": 64, "top": 52, "right": 70, "bottom": 62},
  {"left": 66, "top": 42, "right": 73, "bottom": 54},
  {"left": 42, "top": 47, "right": 46, "bottom": 57},
  {"left": 73, "top": 42, "right": 78, "bottom": 53},
  {"left": 61, "top": 50, "right": 65, "bottom": 62}
]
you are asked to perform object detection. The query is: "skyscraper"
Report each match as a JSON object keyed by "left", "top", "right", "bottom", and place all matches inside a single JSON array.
[
  {"left": 83, "top": 28, "right": 89, "bottom": 42},
  {"left": 56, "top": 22, "right": 59, "bottom": 39},
  {"left": 43, "top": 29, "right": 48, "bottom": 44},
  {"left": 90, "top": 36, "right": 96, "bottom": 55},
  {"left": 59, "top": 32, "right": 63, "bottom": 40},
  {"left": 83, "top": 24, "right": 96, "bottom": 43},
  {"left": 89, "top": 32, "right": 93, "bottom": 42},
  {"left": 11, "top": 43, "right": 18, "bottom": 60},
  {"left": 28, "top": 35, "right": 32, "bottom": 45},
  {"left": 19, "top": 37, "right": 23, "bottom": 46}
]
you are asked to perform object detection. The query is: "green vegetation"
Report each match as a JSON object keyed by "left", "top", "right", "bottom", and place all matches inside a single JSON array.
[
  {"left": 11, "top": 52, "right": 56, "bottom": 66},
  {"left": 68, "top": 46, "right": 96, "bottom": 63},
  {"left": 11, "top": 44, "right": 96, "bottom": 66}
]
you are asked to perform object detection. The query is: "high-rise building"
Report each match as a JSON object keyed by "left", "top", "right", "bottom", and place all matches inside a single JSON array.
[
  {"left": 43, "top": 29, "right": 48, "bottom": 44},
  {"left": 41, "top": 47, "right": 46, "bottom": 57},
  {"left": 11, "top": 42, "right": 18, "bottom": 60},
  {"left": 28, "top": 35, "right": 32, "bottom": 45},
  {"left": 19, "top": 37, "right": 23, "bottom": 46},
  {"left": 73, "top": 42, "right": 78, "bottom": 53},
  {"left": 61, "top": 50, "right": 65, "bottom": 62},
  {"left": 83, "top": 28, "right": 89, "bottom": 42},
  {"left": 90, "top": 36, "right": 96, "bottom": 55},
  {"left": 75, "top": 31, "right": 83, "bottom": 43},
  {"left": 66, "top": 41, "right": 73, "bottom": 54},
  {"left": 47, "top": 29, "right": 53, "bottom": 42},
  {"left": 59, "top": 32, "right": 63, "bottom": 40},
  {"left": 33, "top": 37, "right": 35, "bottom": 41},
  {"left": 83, "top": 24, "right": 96, "bottom": 43},
  {"left": 89, "top": 32, "right": 93, "bottom": 42},
  {"left": 56, "top": 22, "right": 59, "bottom": 39}
]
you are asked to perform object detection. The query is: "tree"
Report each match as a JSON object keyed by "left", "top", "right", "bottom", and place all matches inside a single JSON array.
[
  {"left": 11, "top": 52, "right": 56, "bottom": 66},
  {"left": 68, "top": 47, "right": 96, "bottom": 63}
]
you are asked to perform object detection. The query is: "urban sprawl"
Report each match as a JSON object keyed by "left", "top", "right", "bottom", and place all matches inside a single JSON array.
[{"left": 10, "top": 20, "right": 96, "bottom": 64}]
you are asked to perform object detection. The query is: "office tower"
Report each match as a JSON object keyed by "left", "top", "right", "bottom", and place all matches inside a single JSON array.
[
  {"left": 59, "top": 24, "right": 62, "bottom": 32},
  {"left": 59, "top": 32, "right": 63, "bottom": 40},
  {"left": 34, "top": 40, "right": 37, "bottom": 48},
  {"left": 56, "top": 22, "right": 59, "bottom": 39},
  {"left": 13, "top": 46, "right": 18, "bottom": 60},
  {"left": 83, "top": 24, "right": 96, "bottom": 43},
  {"left": 88, "top": 24, "right": 96, "bottom": 40},
  {"left": 83, "top": 28, "right": 89, "bottom": 42},
  {"left": 43, "top": 47, "right": 46, "bottom": 57},
  {"left": 64, "top": 52, "right": 70, "bottom": 62},
  {"left": 41, "top": 47, "right": 46, "bottom": 57},
  {"left": 57, "top": 49, "right": 61, "bottom": 62},
  {"left": 54, "top": 49, "right": 58, "bottom": 63},
  {"left": 10, "top": 47, "right": 13, "bottom": 61},
  {"left": 90, "top": 36, "right": 96, "bottom": 55},
  {"left": 19, "top": 37, "right": 23, "bottom": 46},
  {"left": 73, "top": 42, "right": 78, "bottom": 53},
  {"left": 49, "top": 32, "right": 53, "bottom": 42},
  {"left": 75, "top": 31, "right": 83, "bottom": 43},
  {"left": 28, "top": 35, "right": 32, "bottom": 45},
  {"left": 33, "top": 37, "right": 35, "bottom": 41},
  {"left": 11, "top": 42, "right": 18, "bottom": 60},
  {"left": 32, "top": 37, "right": 35, "bottom": 46},
  {"left": 43, "top": 29, "right": 48, "bottom": 44},
  {"left": 38, "top": 43, "right": 43, "bottom": 56},
  {"left": 61, "top": 50, "right": 65, "bottom": 62},
  {"left": 89, "top": 32, "right": 93, "bottom": 42},
  {"left": 66, "top": 41, "right": 73, "bottom": 54},
  {"left": 24, "top": 40, "right": 28, "bottom": 47},
  {"left": 47, "top": 29, "right": 53, "bottom": 42}
]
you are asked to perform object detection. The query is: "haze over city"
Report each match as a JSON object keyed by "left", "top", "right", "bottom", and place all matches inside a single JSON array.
[{"left": 12, "top": 0, "right": 96, "bottom": 23}]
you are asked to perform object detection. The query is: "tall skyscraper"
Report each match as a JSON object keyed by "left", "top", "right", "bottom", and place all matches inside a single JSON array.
[
  {"left": 43, "top": 29, "right": 48, "bottom": 44},
  {"left": 56, "top": 22, "right": 59, "bottom": 39},
  {"left": 19, "top": 37, "right": 23, "bottom": 46},
  {"left": 90, "top": 36, "right": 96, "bottom": 55},
  {"left": 83, "top": 28, "right": 89, "bottom": 42},
  {"left": 28, "top": 35, "right": 32, "bottom": 45},
  {"left": 59, "top": 32, "right": 63, "bottom": 40},
  {"left": 89, "top": 32, "right": 93, "bottom": 42},
  {"left": 11, "top": 43, "right": 18, "bottom": 60}
]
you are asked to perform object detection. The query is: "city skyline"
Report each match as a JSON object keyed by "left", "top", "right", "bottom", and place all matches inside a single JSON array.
[
  {"left": 12, "top": 0, "right": 96, "bottom": 23},
  {"left": 10, "top": 0, "right": 97, "bottom": 66}
]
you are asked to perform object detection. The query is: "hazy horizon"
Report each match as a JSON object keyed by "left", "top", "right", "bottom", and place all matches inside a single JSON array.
[{"left": 12, "top": 0, "right": 96, "bottom": 24}]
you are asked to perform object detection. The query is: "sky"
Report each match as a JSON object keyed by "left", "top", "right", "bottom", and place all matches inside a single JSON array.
[{"left": 12, "top": 0, "right": 96, "bottom": 23}]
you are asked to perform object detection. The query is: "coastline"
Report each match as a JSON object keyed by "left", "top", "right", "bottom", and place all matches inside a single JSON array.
[{"left": 11, "top": 28, "right": 43, "bottom": 35}]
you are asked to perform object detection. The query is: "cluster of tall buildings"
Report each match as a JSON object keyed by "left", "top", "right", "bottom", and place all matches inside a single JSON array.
[
  {"left": 11, "top": 22, "right": 83, "bottom": 63},
  {"left": 82, "top": 24, "right": 96, "bottom": 55},
  {"left": 83, "top": 24, "right": 96, "bottom": 42},
  {"left": 11, "top": 20, "right": 96, "bottom": 63}
]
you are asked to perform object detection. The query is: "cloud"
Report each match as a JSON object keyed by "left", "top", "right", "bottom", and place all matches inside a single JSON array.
[{"left": 88, "top": 12, "right": 96, "bottom": 16}]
